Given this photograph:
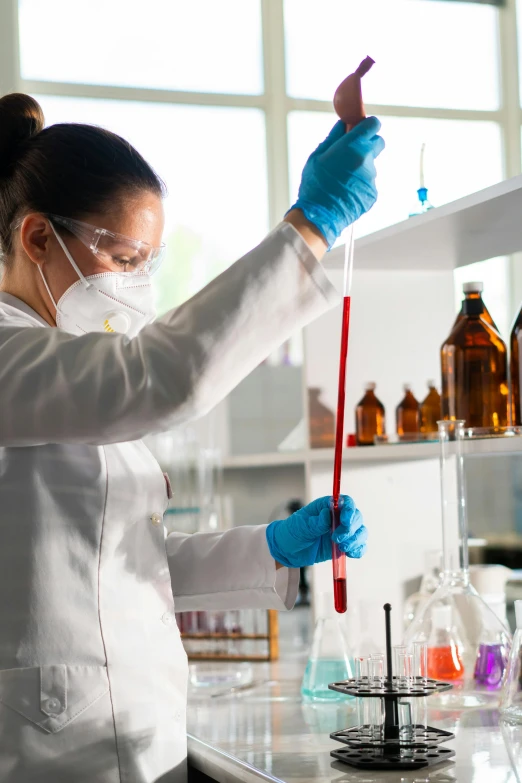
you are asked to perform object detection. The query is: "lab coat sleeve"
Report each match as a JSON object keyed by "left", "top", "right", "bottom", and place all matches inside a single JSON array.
[
  {"left": 0, "top": 223, "right": 339, "bottom": 446},
  {"left": 166, "top": 525, "right": 299, "bottom": 611}
]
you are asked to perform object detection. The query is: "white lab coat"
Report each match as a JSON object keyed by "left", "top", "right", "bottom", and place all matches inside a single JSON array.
[{"left": 0, "top": 223, "right": 338, "bottom": 783}]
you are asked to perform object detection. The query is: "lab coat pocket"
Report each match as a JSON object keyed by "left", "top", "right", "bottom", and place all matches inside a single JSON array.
[{"left": 0, "top": 664, "right": 109, "bottom": 734}]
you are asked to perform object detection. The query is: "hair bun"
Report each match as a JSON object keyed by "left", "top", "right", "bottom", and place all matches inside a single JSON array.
[{"left": 0, "top": 93, "right": 45, "bottom": 175}]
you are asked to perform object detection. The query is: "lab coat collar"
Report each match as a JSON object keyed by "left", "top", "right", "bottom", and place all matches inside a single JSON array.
[{"left": 0, "top": 292, "right": 50, "bottom": 328}]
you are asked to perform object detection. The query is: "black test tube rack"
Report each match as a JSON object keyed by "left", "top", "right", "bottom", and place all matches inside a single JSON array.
[{"left": 328, "top": 603, "right": 456, "bottom": 770}]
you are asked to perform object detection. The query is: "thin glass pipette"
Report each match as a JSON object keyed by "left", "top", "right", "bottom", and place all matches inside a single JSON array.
[{"left": 331, "top": 224, "right": 355, "bottom": 614}]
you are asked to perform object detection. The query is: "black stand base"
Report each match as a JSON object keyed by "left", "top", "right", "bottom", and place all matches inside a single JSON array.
[{"left": 331, "top": 744, "right": 455, "bottom": 770}]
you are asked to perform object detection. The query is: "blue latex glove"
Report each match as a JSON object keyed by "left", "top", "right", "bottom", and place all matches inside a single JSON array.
[
  {"left": 266, "top": 495, "right": 367, "bottom": 569},
  {"left": 289, "top": 117, "right": 385, "bottom": 249}
]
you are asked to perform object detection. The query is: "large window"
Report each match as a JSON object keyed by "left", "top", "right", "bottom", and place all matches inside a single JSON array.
[{"left": 3, "top": 0, "right": 519, "bottom": 317}]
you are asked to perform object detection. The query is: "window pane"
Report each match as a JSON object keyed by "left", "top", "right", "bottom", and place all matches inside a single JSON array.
[
  {"left": 285, "top": 0, "right": 499, "bottom": 110},
  {"left": 288, "top": 112, "right": 503, "bottom": 239},
  {"left": 35, "top": 96, "right": 269, "bottom": 311},
  {"left": 21, "top": 0, "right": 263, "bottom": 95}
]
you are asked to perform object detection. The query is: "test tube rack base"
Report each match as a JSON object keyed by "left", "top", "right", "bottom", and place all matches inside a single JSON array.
[{"left": 328, "top": 605, "right": 455, "bottom": 771}]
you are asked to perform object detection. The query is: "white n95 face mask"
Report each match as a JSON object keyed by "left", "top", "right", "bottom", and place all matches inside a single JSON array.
[{"left": 39, "top": 223, "right": 157, "bottom": 337}]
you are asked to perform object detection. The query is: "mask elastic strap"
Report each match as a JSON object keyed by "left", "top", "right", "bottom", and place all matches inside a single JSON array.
[
  {"left": 38, "top": 265, "right": 59, "bottom": 311},
  {"left": 49, "top": 222, "right": 93, "bottom": 290}
]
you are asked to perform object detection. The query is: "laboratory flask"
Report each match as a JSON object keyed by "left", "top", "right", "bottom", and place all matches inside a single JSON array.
[
  {"left": 396, "top": 385, "right": 420, "bottom": 438},
  {"left": 301, "top": 592, "right": 353, "bottom": 702},
  {"left": 404, "top": 420, "right": 511, "bottom": 708},
  {"left": 510, "top": 303, "right": 522, "bottom": 425},
  {"left": 500, "top": 600, "right": 522, "bottom": 722},
  {"left": 308, "top": 387, "right": 335, "bottom": 448},
  {"left": 420, "top": 381, "right": 442, "bottom": 435},
  {"left": 452, "top": 282, "right": 498, "bottom": 332},
  {"left": 355, "top": 382, "right": 385, "bottom": 446},
  {"left": 441, "top": 295, "right": 508, "bottom": 427}
]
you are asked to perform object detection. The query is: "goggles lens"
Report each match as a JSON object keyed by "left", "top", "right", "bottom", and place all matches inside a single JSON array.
[{"left": 49, "top": 215, "right": 165, "bottom": 275}]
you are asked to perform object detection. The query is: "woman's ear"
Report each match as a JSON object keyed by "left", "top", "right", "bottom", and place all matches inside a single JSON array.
[{"left": 19, "top": 214, "right": 53, "bottom": 266}]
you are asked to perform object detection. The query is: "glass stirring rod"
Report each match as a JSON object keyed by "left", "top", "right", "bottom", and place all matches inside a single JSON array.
[{"left": 331, "top": 225, "right": 355, "bottom": 614}]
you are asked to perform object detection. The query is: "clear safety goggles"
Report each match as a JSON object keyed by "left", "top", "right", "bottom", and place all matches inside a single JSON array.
[{"left": 46, "top": 214, "right": 166, "bottom": 275}]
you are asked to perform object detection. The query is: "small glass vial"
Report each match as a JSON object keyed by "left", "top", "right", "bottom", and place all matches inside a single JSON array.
[
  {"left": 355, "top": 382, "right": 386, "bottom": 446},
  {"left": 308, "top": 388, "right": 335, "bottom": 448},
  {"left": 396, "top": 385, "right": 420, "bottom": 439},
  {"left": 420, "top": 381, "right": 441, "bottom": 435}
]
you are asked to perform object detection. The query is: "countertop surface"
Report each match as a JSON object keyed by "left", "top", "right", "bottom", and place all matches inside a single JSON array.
[{"left": 186, "top": 611, "right": 522, "bottom": 783}]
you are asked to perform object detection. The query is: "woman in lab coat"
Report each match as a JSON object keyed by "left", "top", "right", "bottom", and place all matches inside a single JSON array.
[{"left": 0, "top": 93, "right": 383, "bottom": 783}]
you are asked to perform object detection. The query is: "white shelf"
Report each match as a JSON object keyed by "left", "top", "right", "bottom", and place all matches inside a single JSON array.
[
  {"left": 326, "top": 174, "right": 522, "bottom": 271},
  {"left": 223, "top": 435, "right": 522, "bottom": 469}
]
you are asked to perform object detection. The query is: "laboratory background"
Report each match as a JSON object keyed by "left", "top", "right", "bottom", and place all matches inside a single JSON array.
[{"left": 6, "top": 0, "right": 522, "bottom": 779}]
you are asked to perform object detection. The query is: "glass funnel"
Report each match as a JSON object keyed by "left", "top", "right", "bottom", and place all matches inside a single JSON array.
[{"left": 404, "top": 420, "right": 511, "bottom": 708}]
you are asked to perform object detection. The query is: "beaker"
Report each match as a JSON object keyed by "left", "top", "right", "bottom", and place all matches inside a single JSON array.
[
  {"left": 404, "top": 420, "right": 511, "bottom": 708},
  {"left": 301, "top": 592, "right": 354, "bottom": 702},
  {"left": 500, "top": 600, "right": 522, "bottom": 722}
]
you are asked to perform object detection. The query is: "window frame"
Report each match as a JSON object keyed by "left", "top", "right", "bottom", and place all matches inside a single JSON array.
[{"left": 1, "top": 0, "right": 521, "bottom": 312}]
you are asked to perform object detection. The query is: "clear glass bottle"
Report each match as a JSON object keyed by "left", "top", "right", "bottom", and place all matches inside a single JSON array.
[
  {"left": 500, "top": 600, "right": 522, "bottom": 722},
  {"left": 441, "top": 295, "right": 508, "bottom": 427},
  {"left": 301, "top": 593, "right": 353, "bottom": 702},
  {"left": 452, "top": 282, "right": 497, "bottom": 332},
  {"left": 404, "top": 421, "right": 511, "bottom": 708},
  {"left": 355, "top": 382, "right": 386, "bottom": 446},
  {"left": 510, "top": 305, "right": 522, "bottom": 426},
  {"left": 396, "top": 385, "right": 420, "bottom": 438},
  {"left": 420, "top": 381, "right": 442, "bottom": 435},
  {"left": 308, "top": 387, "right": 335, "bottom": 448}
]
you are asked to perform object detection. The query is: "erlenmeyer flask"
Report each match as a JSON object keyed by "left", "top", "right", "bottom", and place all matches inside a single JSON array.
[
  {"left": 500, "top": 600, "right": 522, "bottom": 722},
  {"left": 301, "top": 592, "right": 353, "bottom": 702},
  {"left": 404, "top": 420, "right": 511, "bottom": 708}
]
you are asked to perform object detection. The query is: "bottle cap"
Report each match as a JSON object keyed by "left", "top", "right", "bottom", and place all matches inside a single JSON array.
[
  {"left": 462, "top": 281, "right": 484, "bottom": 294},
  {"left": 403, "top": 383, "right": 412, "bottom": 392},
  {"left": 365, "top": 382, "right": 376, "bottom": 391},
  {"left": 427, "top": 380, "right": 436, "bottom": 389},
  {"left": 432, "top": 604, "right": 452, "bottom": 629}
]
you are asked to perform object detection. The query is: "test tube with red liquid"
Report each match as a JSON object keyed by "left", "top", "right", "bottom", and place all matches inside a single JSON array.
[{"left": 330, "top": 228, "right": 354, "bottom": 614}]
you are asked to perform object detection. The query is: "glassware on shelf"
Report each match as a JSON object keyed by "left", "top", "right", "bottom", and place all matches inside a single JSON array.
[
  {"left": 441, "top": 291, "right": 508, "bottom": 427},
  {"left": 404, "top": 420, "right": 511, "bottom": 708},
  {"left": 511, "top": 302, "right": 522, "bottom": 426},
  {"left": 301, "top": 592, "right": 353, "bottom": 702},
  {"left": 500, "top": 600, "right": 522, "bottom": 722},
  {"left": 403, "top": 550, "right": 443, "bottom": 631},
  {"left": 408, "top": 145, "right": 434, "bottom": 217},
  {"left": 453, "top": 282, "right": 498, "bottom": 332},
  {"left": 355, "top": 382, "right": 386, "bottom": 446},
  {"left": 308, "top": 387, "right": 335, "bottom": 448},
  {"left": 420, "top": 381, "right": 442, "bottom": 435},
  {"left": 396, "top": 385, "right": 420, "bottom": 440}
]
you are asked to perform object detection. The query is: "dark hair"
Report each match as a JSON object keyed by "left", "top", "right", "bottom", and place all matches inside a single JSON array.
[{"left": 0, "top": 93, "right": 166, "bottom": 263}]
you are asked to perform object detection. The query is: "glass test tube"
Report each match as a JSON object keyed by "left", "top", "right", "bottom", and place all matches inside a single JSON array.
[
  {"left": 397, "top": 653, "right": 414, "bottom": 744},
  {"left": 413, "top": 641, "right": 428, "bottom": 732},
  {"left": 393, "top": 645, "right": 406, "bottom": 681},
  {"left": 369, "top": 656, "right": 385, "bottom": 741},
  {"left": 330, "top": 227, "right": 355, "bottom": 614},
  {"left": 355, "top": 656, "right": 371, "bottom": 735}
]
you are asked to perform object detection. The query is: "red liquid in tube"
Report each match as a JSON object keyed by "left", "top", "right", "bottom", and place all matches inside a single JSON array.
[{"left": 331, "top": 296, "right": 351, "bottom": 614}]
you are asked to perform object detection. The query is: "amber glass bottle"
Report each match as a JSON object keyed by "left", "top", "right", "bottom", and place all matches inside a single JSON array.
[
  {"left": 511, "top": 306, "right": 522, "bottom": 426},
  {"left": 420, "top": 381, "right": 442, "bottom": 434},
  {"left": 441, "top": 297, "right": 508, "bottom": 427},
  {"left": 453, "top": 282, "right": 497, "bottom": 332},
  {"left": 396, "top": 386, "right": 420, "bottom": 437},
  {"left": 355, "top": 383, "right": 385, "bottom": 446},
  {"left": 308, "top": 387, "right": 335, "bottom": 448}
]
